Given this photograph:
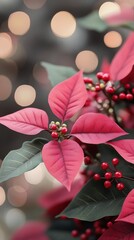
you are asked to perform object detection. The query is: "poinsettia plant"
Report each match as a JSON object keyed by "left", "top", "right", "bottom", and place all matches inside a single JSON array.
[{"left": 1, "top": 32, "right": 134, "bottom": 240}]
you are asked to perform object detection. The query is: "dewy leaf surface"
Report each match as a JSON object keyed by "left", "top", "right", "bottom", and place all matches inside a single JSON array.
[
  {"left": 116, "top": 189, "right": 134, "bottom": 224},
  {"left": 71, "top": 113, "right": 127, "bottom": 144},
  {"left": 42, "top": 140, "right": 84, "bottom": 191},
  {"left": 0, "top": 108, "right": 49, "bottom": 135},
  {"left": 0, "top": 138, "right": 47, "bottom": 183},
  {"left": 59, "top": 178, "right": 132, "bottom": 221},
  {"left": 48, "top": 71, "right": 87, "bottom": 121},
  {"left": 98, "top": 222, "right": 134, "bottom": 240},
  {"left": 107, "top": 139, "right": 134, "bottom": 164},
  {"left": 41, "top": 62, "right": 76, "bottom": 87},
  {"left": 110, "top": 32, "right": 134, "bottom": 81}
]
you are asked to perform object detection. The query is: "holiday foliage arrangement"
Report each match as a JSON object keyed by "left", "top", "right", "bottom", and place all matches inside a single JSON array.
[{"left": 1, "top": 9, "right": 134, "bottom": 240}]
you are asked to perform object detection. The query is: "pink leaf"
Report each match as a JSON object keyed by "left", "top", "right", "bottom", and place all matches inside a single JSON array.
[
  {"left": 110, "top": 32, "right": 134, "bottom": 82},
  {"left": 116, "top": 190, "right": 134, "bottom": 224},
  {"left": 71, "top": 113, "right": 127, "bottom": 144},
  {"left": 42, "top": 140, "right": 84, "bottom": 191},
  {"left": 0, "top": 108, "right": 49, "bottom": 135},
  {"left": 105, "top": 8, "right": 134, "bottom": 25},
  {"left": 11, "top": 221, "right": 49, "bottom": 240},
  {"left": 39, "top": 178, "right": 83, "bottom": 217},
  {"left": 48, "top": 71, "right": 88, "bottom": 121},
  {"left": 107, "top": 139, "right": 134, "bottom": 164},
  {"left": 99, "top": 222, "right": 134, "bottom": 240}
]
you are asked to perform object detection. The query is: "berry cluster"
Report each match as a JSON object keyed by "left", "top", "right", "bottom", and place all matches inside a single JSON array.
[
  {"left": 93, "top": 158, "right": 125, "bottom": 191},
  {"left": 49, "top": 121, "right": 68, "bottom": 139},
  {"left": 70, "top": 217, "right": 115, "bottom": 239}
]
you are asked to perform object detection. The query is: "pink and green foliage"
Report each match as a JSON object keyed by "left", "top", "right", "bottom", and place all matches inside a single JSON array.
[{"left": 1, "top": 31, "right": 134, "bottom": 240}]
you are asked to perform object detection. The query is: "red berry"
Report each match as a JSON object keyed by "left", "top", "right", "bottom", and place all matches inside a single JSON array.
[
  {"left": 51, "top": 131, "right": 58, "bottom": 138},
  {"left": 126, "top": 93, "right": 133, "bottom": 101},
  {"left": 84, "top": 156, "right": 91, "bottom": 165},
  {"left": 61, "top": 126, "right": 68, "bottom": 134},
  {"left": 112, "top": 94, "right": 118, "bottom": 101},
  {"left": 71, "top": 230, "right": 79, "bottom": 237},
  {"left": 96, "top": 72, "right": 104, "bottom": 80},
  {"left": 105, "top": 172, "right": 112, "bottom": 180},
  {"left": 116, "top": 182, "right": 125, "bottom": 191},
  {"left": 119, "top": 93, "right": 126, "bottom": 100},
  {"left": 101, "top": 162, "right": 109, "bottom": 170},
  {"left": 114, "top": 171, "right": 122, "bottom": 178},
  {"left": 106, "top": 87, "right": 115, "bottom": 94},
  {"left": 85, "top": 228, "right": 92, "bottom": 236},
  {"left": 84, "top": 77, "right": 93, "bottom": 84},
  {"left": 102, "top": 73, "right": 110, "bottom": 82},
  {"left": 50, "top": 123, "right": 57, "bottom": 130},
  {"left": 112, "top": 158, "right": 119, "bottom": 166},
  {"left": 80, "top": 233, "right": 87, "bottom": 240},
  {"left": 93, "top": 173, "right": 101, "bottom": 181},
  {"left": 107, "top": 221, "right": 113, "bottom": 228},
  {"left": 95, "top": 227, "right": 102, "bottom": 234},
  {"left": 95, "top": 85, "right": 101, "bottom": 91},
  {"left": 104, "top": 180, "right": 112, "bottom": 188},
  {"left": 124, "top": 83, "right": 130, "bottom": 89},
  {"left": 94, "top": 221, "right": 100, "bottom": 228}
]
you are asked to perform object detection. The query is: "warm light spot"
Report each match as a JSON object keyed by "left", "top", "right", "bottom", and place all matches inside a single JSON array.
[
  {"left": 23, "top": 0, "right": 47, "bottom": 9},
  {"left": 0, "top": 33, "right": 13, "bottom": 58},
  {"left": 75, "top": 50, "right": 98, "bottom": 73},
  {"left": 8, "top": 11, "right": 30, "bottom": 35},
  {"left": 0, "top": 75, "right": 12, "bottom": 101},
  {"left": 24, "top": 163, "right": 45, "bottom": 185},
  {"left": 4, "top": 208, "right": 26, "bottom": 229},
  {"left": 14, "top": 85, "right": 36, "bottom": 106},
  {"left": 104, "top": 31, "right": 122, "bottom": 48},
  {"left": 0, "top": 187, "right": 6, "bottom": 206},
  {"left": 33, "top": 63, "right": 47, "bottom": 84},
  {"left": 7, "top": 186, "right": 27, "bottom": 207},
  {"left": 99, "top": 2, "right": 121, "bottom": 19},
  {"left": 51, "top": 11, "right": 76, "bottom": 38}
]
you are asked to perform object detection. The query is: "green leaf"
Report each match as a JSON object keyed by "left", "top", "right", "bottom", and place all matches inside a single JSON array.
[
  {"left": 59, "top": 145, "right": 134, "bottom": 222},
  {"left": 41, "top": 62, "right": 76, "bottom": 86},
  {"left": 78, "top": 11, "right": 108, "bottom": 32},
  {"left": 59, "top": 178, "right": 133, "bottom": 222},
  {"left": 0, "top": 138, "right": 48, "bottom": 183},
  {"left": 47, "top": 230, "right": 79, "bottom": 240},
  {"left": 122, "top": 22, "right": 134, "bottom": 30}
]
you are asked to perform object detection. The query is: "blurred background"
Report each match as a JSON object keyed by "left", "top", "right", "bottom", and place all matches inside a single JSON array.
[{"left": 0, "top": 0, "right": 133, "bottom": 239}]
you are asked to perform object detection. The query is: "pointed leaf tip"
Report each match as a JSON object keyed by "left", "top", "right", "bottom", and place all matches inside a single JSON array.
[
  {"left": 71, "top": 113, "right": 127, "bottom": 144},
  {"left": 42, "top": 140, "right": 84, "bottom": 191},
  {"left": 48, "top": 71, "right": 88, "bottom": 121},
  {"left": 0, "top": 108, "right": 49, "bottom": 135},
  {"left": 116, "top": 189, "right": 134, "bottom": 224},
  {"left": 107, "top": 139, "right": 134, "bottom": 164},
  {"left": 110, "top": 32, "right": 134, "bottom": 82}
]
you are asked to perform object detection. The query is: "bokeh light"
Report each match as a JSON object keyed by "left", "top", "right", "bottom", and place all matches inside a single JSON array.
[
  {"left": 23, "top": 0, "right": 47, "bottom": 9},
  {"left": 4, "top": 208, "right": 26, "bottom": 229},
  {"left": 0, "top": 33, "right": 13, "bottom": 58},
  {"left": 75, "top": 50, "right": 98, "bottom": 73},
  {"left": 8, "top": 11, "right": 30, "bottom": 36},
  {"left": 0, "top": 75, "right": 12, "bottom": 101},
  {"left": 14, "top": 85, "right": 36, "bottom": 106},
  {"left": 7, "top": 185, "right": 27, "bottom": 207},
  {"left": 51, "top": 11, "right": 76, "bottom": 38},
  {"left": 104, "top": 31, "right": 122, "bottom": 48},
  {"left": 0, "top": 187, "right": 6, "bottom": 206},
  {"left": 24, "top": 163, "right": 45, "bottom": 185},
  {"left": 99, "top": 2, "right": 121, "bottom": 19}
]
